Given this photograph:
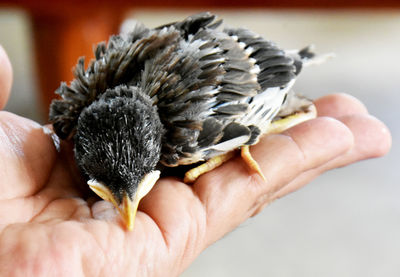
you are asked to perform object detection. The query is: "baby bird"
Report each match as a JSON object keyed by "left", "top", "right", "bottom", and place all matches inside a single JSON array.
[{"left": 49, "top": 12, "right": 319, "bottom": 230}]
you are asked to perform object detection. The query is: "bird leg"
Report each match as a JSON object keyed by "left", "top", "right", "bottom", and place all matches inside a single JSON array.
[
  {"left": 183, "top": 146, "right": 266, "bottom": 183},
  {"left": 184, "top": 151, "right": 236, "bottom": 183},
  {"left": 240, "top": 145, "right": 266, "bottom": 181},
  {"left": 239, "top": 103, "right": 317, "bottom": 181},
  {"left": 267, "top": 100, "right": 317, "bottom": 134}
]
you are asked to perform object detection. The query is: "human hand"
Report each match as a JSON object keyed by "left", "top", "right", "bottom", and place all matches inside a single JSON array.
[{"left": 0, "top": 46, "right": 391, "bottom": 276}]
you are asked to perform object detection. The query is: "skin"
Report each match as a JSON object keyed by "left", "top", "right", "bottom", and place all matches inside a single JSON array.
[{"left": 0, "top": 45, "right": 392, "bottom": 276}]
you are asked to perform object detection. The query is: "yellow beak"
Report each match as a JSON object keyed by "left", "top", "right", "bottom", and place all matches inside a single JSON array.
[{"left": 88, "top": 170, "right": 160, "bottom": 231}]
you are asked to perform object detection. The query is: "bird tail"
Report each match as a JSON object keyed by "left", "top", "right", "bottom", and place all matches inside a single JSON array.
[
  {"left": 286, "top": 45, "right": 335, "bottom": 75},
  {"left": 297, "top": 45, "right": 335, "bottom": 67}
]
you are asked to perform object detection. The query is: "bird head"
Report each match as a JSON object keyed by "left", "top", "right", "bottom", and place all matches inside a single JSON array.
[{"left": 74, "top": 85, "right": 164, "bottom": 230}]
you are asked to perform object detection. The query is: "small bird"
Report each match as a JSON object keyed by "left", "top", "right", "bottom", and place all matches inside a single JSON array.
[{"left": 49, "top": 12, "right": 322, "bottom": 230}]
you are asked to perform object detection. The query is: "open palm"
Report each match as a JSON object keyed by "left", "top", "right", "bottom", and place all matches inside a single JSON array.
[{"left": 0, "top": 46, "right": 391, "bottom": 276}]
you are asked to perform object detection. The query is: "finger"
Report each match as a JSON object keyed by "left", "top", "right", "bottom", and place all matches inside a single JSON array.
[
  {"left": 0, "top": 112, "right": 59, "bottom": 199},
  {"left": 248, "top": 94, "right": 372, "bottom": 215},
  {"left": 138, "top": 177, "right": 206, "bottom": 267},
  {"left": 0, "top": 45, "right": 12, "bottom": 109},
  {"left": 272, "top": 114, "right": 391, "bottom": 202},
  {"left": 192, "top": 116, "right": 354, "bottom": 245},
  {"left": 314, "top": 93, "right": 368, "bottom": 118}
]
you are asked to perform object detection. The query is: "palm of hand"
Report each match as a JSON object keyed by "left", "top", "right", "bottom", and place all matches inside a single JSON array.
[
  {"left": 0, "top": 112, "right": 203, "bottom": 276},
  {"left": 0, "top": 94, "right": 391, "bottom": 276}
]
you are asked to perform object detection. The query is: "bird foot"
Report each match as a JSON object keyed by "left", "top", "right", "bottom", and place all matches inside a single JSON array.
[
  {"left": 183, "top": 151, "right": 236, "bottom": 183},
  {"left": 267, "top": 103, "right": 317, "bottom": 134},
  {"left": 183, "top": 146, "right": 266, "bottom": 183},
  {"left": 240, "top": 145, "right": 266, "bottom": 181}
]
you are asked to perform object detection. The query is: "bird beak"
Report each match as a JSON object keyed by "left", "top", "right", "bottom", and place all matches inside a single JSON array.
[
  {"left": 120, "top": 170, "right": 160, "bottom": 230},
  {"left": 88, "top": 170, "right": 160, "bottom": 231}
]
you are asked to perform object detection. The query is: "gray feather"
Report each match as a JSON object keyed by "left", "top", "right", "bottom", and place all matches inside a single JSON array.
[{"left": 49, "top": 12, "right": 317, "bottom": 170}]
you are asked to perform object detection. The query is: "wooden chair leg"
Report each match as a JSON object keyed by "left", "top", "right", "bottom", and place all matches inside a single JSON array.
[{"left": 31, "top": 11, "right": 122, "bottom": 117}]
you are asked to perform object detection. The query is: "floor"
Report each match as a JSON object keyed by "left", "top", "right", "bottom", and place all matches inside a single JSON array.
[{"left": 0, "top": 8, "right": 399, "bottom": 277}]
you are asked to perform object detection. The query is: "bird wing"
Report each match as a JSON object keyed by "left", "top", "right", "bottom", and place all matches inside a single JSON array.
[
  {"left": 221, "top": 27, "right": 298, "bottom": 138},
  {"left": 142, "top": 14, "right": 300, "bottom": 166}
]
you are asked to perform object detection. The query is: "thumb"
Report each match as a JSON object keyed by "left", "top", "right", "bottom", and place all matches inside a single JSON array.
[{"left": 0, "top": 45, "right": 13, "bottom": 109}]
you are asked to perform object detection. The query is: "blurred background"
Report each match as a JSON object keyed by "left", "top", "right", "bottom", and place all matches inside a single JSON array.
[{"left": 0, "top": 1, "right": 399, "bottom": 276}]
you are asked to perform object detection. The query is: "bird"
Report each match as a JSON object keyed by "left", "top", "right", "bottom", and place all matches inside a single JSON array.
[{"left": 49, "top": 12, "right": 324, "bottom": 230}]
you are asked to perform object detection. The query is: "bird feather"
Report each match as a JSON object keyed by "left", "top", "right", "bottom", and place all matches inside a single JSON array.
[{"left": 49, "top": 12, "right": 317, "bottom": 166}]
